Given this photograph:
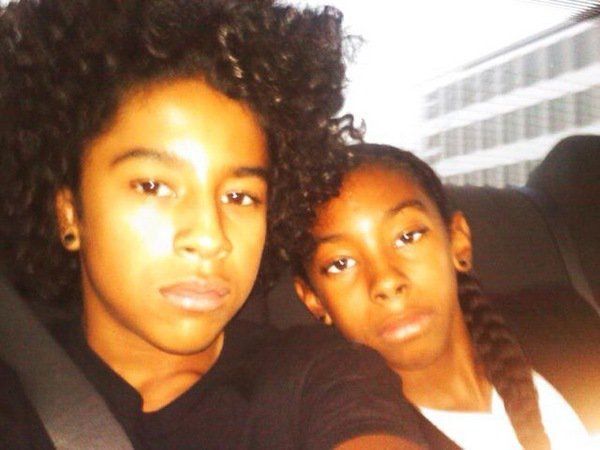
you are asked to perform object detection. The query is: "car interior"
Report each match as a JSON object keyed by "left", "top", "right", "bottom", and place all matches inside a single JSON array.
[{"left": 1, "top": 0, "right": 599, "bottom": 447}]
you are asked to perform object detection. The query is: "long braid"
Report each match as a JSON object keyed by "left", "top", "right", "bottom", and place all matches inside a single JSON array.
[{"left": 458, "top": 271, "right": 550, "bottom": 450}]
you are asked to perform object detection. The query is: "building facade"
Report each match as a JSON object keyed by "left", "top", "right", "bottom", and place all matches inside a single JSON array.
[{"left": 420, "top": 12, "right": 600, "bottom": 187}]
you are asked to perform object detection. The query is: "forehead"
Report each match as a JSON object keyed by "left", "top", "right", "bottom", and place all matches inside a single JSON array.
[
  {"left": 84, "top": 78, "right": 268, "bottom": 168},
  {"left": 312, "top": 163, "right": 438, "bottom": 232}
]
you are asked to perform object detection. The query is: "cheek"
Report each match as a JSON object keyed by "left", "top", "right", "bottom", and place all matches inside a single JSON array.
[
  {"left": 225, "top": 210, "right": 267, "bottom": 274},
  {"left": 410, "top": 239, "right": 456, "bottom": 292},
  {"left": 81, "top": 196, "right": 175, "bottom": 272},
  {"left": 320, "top": 281, "right": 373, "bottom": 340}
]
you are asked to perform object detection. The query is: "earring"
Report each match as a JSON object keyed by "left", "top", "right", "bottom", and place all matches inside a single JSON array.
[
  {"left": 61, "top": 230, "right": 78, "bottom": 249},
  {"left": 318, "top": 315, "right": 332, "bottom": 326},
  {"left": 458, "top": 259, "right": 471, "bottom": 270}
]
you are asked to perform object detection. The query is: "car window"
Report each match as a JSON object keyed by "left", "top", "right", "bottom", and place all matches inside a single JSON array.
[{"left": 295, "top": 0, "right": 599, "bottom": 187}]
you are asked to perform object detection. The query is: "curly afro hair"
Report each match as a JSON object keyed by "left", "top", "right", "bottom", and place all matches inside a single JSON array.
[{"left": 0, "top": 0, "right": 356, "bottom": 317}]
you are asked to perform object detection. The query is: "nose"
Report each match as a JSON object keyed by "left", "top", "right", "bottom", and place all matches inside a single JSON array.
[
  {"left": 174, "top": 198, "right": 232, "bottom": 261},
  {"left": 369, "top": 260, "right": 408, "bottom": 304}
]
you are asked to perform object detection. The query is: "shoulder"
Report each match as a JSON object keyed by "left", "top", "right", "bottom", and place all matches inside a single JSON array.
[{"left": 242, "top": 325, "right": 427, "bottom": 450}]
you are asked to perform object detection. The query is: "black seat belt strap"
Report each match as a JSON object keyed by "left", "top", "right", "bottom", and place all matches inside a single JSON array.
[
  {"left": 0, "top": 277, "right": 134, "bottom": 450},
  {"left": 518, "top": 186, "right": 600, "bottom": 318}
]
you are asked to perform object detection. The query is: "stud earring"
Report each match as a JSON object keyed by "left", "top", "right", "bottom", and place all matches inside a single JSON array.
[
  {"left": 319, "top": 315, "right": 332, "bottom": 326},
  {"left": 61, "top": 230, "right": 78, "bottom": 249},
  {"left": 458, "top": 259, "right": 471, "bottom": 270}
]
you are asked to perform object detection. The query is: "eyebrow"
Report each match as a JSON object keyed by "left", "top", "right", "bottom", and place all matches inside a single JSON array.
[
  {"left": 109, "top": 147, "right": 268, "bottom": 180},
  {"left": 110, "top": 147, "right": 184, "bottom": 168},
  {"left": 386, "top": 199, "right": 427, "bottom": 218},
  {"left": 313, "top": 199, "right": 427, "bottom": 245}
]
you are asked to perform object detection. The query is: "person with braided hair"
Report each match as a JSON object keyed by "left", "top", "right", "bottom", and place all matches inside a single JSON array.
[
  {"left": 290, "top": 143, "right": 590, "bottom": 450},
  {"left": 0, "top": 1, "right": 431, "bottom": 448}
]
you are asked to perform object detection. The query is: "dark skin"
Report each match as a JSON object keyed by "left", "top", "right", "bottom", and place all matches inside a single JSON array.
[
  {"left": 296, "top": 163, "right": 492, "bottom": 412},
  {"left": 56, "top": 79, "right": 269, "bottom": 411}
]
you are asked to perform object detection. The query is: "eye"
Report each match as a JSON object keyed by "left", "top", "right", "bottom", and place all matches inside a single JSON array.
[
  {"left": 131, "top": 180, "right": 175, "bottom": 198},
  {"left": 324, "top": 257, "right": 357, "bottom": 274},
  {"left": 220, "top": 191, "right": 260, "bottom": 206},
  {"left": 393, "top": 228, "right": 427, "bottom": 249}
]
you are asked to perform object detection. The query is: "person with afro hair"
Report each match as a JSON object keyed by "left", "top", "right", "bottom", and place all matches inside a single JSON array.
[{"left": 0, "top": 1, "right": 428, "bottom": 448}]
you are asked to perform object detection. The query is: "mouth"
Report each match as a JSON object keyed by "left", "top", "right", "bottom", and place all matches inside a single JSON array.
[
  {"left": 159, "top": 279, "right": 231, "bottom": 313},
  {"left": 378, "top": 312, "right": 434, "bottom": 343}
]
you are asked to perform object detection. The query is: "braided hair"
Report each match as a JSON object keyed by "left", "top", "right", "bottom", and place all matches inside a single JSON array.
[
  {"left": 285, "top": 143, "right": 550, "bottom": 450},
  {"left": 0, "top": 0, "right": 355, "bottom": 316}
]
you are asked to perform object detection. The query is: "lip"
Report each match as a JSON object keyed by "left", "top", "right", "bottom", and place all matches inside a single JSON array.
[
  {"left": 378, "top": 312, "right": 434, "bottom": 343},
  {"left": 159, "top": 278, "right": 231, "bottom": 313}
]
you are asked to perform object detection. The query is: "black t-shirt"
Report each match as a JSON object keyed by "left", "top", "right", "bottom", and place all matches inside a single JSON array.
[{"left": 1, "top": 320, "right": 458, "bottom": 449}]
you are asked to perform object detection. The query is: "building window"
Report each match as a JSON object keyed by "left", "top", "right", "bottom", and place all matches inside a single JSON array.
[
  {"left": 499, "top": 60, "right": 516, "bottom": 94},
  {"left": 574, "top": 86, "right": 599, "bottom": 126},
  {"left": 504, "top": 162, "right": 528, "bottom": 186},
  {"left": 443, "top": 83, "right": 459, "bottom": 113},
  {"left": 482, "top": 117, "right": 498, "bottom": 149},
  {"left": 547, "top": 40, "right": 568, "bottom": 78},
  {"left": 484, "top": 167, "right": 504, "bottom": 188},
  {"left": 427, "top": 133, "right": 441, "bottom": 149},
  {"left": 479, "top": 69, "right": 496, "bottom": 101},
  {"left": 465, "top": 170, "right": 485, "bottom": 186},
  {"left": 573, "top": 27, "right": 597, "bottom": 69},
  {"left": 443, "top": 128, "right": 459, "bottom": 156},
  {"left": 425, "top": 90, "right": 440, "bottom": 119},
  {"left": 523, "top": 50, "right": 543, "bottom": 86},
  {"left": 502, "top": 110, "right": 520, "bottom": 144},
  {"left": 463, "top": 123, "right": 478, "bottom": 154},
  {"left": 548, "top": 96, "right": 570, "bottom": 133},
  {"left": 524, "top": 103, "right": 544, "bottom": 138},
  {"left": 461, "top": 76, "right": 476, "bottom": 107}
]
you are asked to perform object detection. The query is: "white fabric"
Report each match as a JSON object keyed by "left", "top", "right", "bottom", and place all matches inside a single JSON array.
[{"left": 419, "top": 372, "right": 591, "bottom": 449}]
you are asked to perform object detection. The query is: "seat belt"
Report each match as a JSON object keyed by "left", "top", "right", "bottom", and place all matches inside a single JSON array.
[
  {"left": 0, "top": 277, "right": 134, "bottom": 450},
  {"left": 518, "top": 186, "right": 600, "bottom": 319}
]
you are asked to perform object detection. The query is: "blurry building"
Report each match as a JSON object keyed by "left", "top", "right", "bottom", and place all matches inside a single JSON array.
[{"left": 420, "top": 9, "right": 600, "bottom": 187}]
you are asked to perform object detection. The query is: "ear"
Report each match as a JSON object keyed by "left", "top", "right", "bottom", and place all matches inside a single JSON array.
[
  {"left": 449, "top": 211, "right": 473, "bottom": 273},
  {"left": 55, "top": 188, "right": 81, "bottom": 251},
  {"left": 293, "top": 277, "right": 333, "bottom": 325}
]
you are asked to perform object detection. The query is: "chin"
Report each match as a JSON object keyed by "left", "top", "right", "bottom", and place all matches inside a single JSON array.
[
  {"left": 381, "top": 342, "right": 446, "bottom": 372},
  {"left": 154, "top": 334, "right": 222, "bottom": 356},
  {"left": 147, "top": 321, "right": 225, "bottom": 356}
]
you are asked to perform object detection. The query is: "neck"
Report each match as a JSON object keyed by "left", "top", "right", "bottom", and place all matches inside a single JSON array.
[
  {"left": 394, "top": 314, "right": 492, "bottom": 412},
  {"left": 83, "top": 310, "right": 223, "bottom": 412}
]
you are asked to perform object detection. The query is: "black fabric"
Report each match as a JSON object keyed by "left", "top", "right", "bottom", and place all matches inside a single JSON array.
[
  {"left": 526, "top": 134, "right": 600, "bottom": 303},
  {"left": 1, "top": 319, "right": 458, "bottom": 449},
  {"left": 0, "top": 360, "right": 54, "bottom": 450},
  {"left": 240, "top": 325, "right": 458, "bottom": 450},
  {"left": 50, "top": 320, "right": 267, "bottom": 450},
  {"left": 0, "top": 276, "right": 134, "bottom": 449}
]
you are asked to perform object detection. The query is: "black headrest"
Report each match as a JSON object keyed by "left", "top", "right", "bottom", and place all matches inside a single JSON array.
[
  {"left": 526, "top": 135, "right": 600, "bottom": 297},
  {"left": 527, "top": 134, "right": 600, "bottom": 205}
]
